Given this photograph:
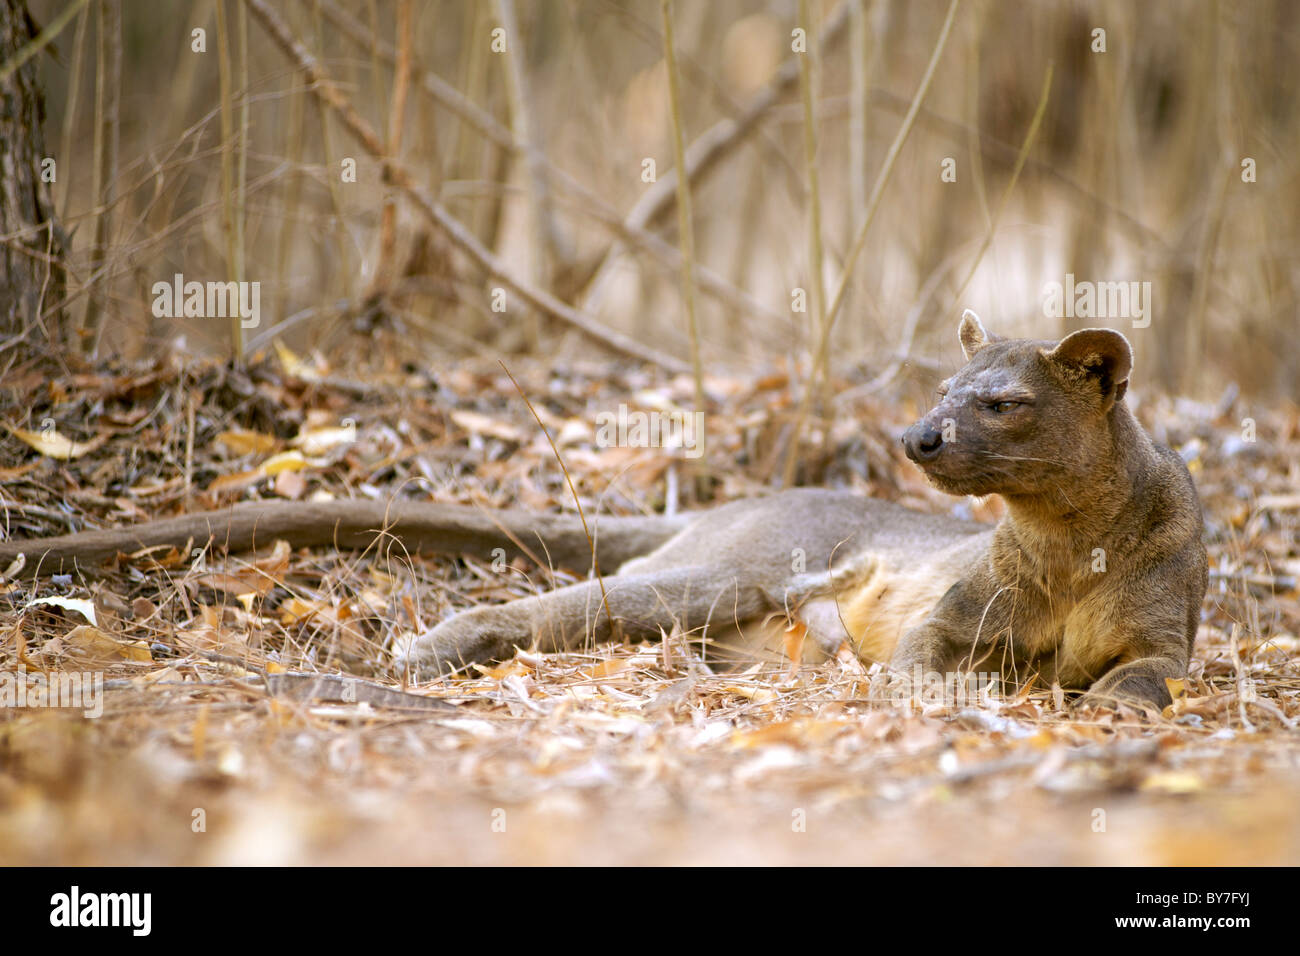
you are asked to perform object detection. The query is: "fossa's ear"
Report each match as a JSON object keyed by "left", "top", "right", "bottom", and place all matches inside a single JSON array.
[
  {"left": 957, "top": 309, "right": 1000, "bottom": 361},
  {"left": 1045, "top": 328, "right": 1133, "bottom": 406}
]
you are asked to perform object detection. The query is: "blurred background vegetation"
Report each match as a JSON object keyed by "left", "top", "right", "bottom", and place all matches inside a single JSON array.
[{"left": 30, "top": 0, "right": 1300, "bottom": 399}]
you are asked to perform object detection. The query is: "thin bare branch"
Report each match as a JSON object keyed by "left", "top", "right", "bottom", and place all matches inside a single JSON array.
[
  {"left": 315, "top": 0, "right": 790, "bottom": 333},
  {"left": 243, "top": 0, "right": 687, "bottom": 373},
  {"left": 580, "top": 0, "right": 854, "bottom": 315}
]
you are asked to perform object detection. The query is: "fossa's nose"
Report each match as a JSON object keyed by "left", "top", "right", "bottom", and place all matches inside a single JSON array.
[{"left": 902, "top": 422, "right": 944, "bottom": 463}]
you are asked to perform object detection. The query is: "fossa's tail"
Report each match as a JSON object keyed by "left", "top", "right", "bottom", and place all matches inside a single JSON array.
[{"left": 0, "top": 500, "right": 687, "bottom": 576}]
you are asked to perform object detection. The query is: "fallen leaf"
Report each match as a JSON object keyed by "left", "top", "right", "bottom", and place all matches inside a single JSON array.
[
  {"left": 4, "top": 424, "right": 108, "bottom": 460},
  {"left": 291, "top": 423, "right": 357, "bottom": 455},
  {"left": 1140, "top": 771, "right": 1205, "bottom": 794},
  {"left": 25, "top": 596, "right": 98, "bottom": 625},
  {"left": 274, "top": 469, "right": 307, "bottom": 499},
  {"left": 217, "top": 428, "right": 277, "bottom": 455},
  {"left": 262, "top": 450, "right": 310, "bottom": 475},
  {"left": 60, "top": 625, "right": 152, "bottom": 663},
  {"left": 449, "top": 409, "right": 525, "bottom": 443},
  {"left": 273, "top": 338, "right": 323, "bottom": 382}
]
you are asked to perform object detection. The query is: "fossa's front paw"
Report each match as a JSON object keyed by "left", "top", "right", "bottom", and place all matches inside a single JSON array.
[
  {"left": 1078, "top": 664, "right": 1175, "bottom": 715},
  {"left": 1074, "top": 686, "right": 1163, "bottom": 716}
]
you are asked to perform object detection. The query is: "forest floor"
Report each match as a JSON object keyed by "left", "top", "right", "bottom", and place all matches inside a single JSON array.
[{"left": 1, "top": 339, "right": 1297, "bottom": 865}]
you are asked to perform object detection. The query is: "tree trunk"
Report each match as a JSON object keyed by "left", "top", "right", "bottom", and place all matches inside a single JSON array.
[{"left": 0, "top": 0, "right": 65, "bottom": 364}]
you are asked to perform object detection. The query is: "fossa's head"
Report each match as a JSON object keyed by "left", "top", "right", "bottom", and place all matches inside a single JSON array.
[{"left": 902, "top": 310, "right": 1134, "bottom": 498}]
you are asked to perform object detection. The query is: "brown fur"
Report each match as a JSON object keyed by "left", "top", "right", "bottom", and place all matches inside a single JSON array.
[
  {"left": 879, "top": 312, "right": 1208, "bottom": 708},
  {"left": 401, "top": 312, "right": 1208, "bottom": 712}
]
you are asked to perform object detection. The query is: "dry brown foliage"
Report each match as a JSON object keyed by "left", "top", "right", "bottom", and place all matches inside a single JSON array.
[{"left": 0, "top": 349, "right": 1296, "bottom": 864}]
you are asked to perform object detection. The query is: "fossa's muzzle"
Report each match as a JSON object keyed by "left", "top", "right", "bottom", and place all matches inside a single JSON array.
[{"left": 902, "top": 420, "right": 945, "bottom": 463}]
